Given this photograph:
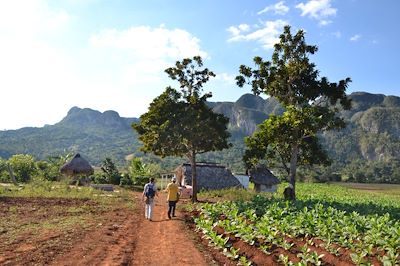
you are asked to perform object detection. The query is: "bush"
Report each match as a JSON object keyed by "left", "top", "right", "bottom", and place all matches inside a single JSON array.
[
  {"left": 36, "top": 160, "right": 61, "bottom": 181},
  {"left": 8, "top": 154, "right": 37, "bottom": 182},
  {"left": 91, "top": 172, "right": 109, "bottom": 184},
  {"left": 100, "top": 158, "right": 121, "bottom": 185},
  {"left": 119, "top": 174, "right": 133, "bottom": 186},
  {"left": 132, "top": 176, "right": 149, "bottom": 187}
]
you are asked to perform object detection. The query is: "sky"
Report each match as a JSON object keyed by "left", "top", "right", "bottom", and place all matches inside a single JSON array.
[{"left": 1, "top": 0, "right": 399, "bottom": 130}]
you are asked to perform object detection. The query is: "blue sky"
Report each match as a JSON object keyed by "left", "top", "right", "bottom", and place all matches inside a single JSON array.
[{"left": 1, "top": 0, "right": 399, "bottom": 130}]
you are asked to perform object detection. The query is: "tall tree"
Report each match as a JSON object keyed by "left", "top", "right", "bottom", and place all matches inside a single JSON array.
[
  {"left": 133, "top": 56, "right": 231, "bottom": 202},
  {"left": 101, "top": 158, "right": 121, "bottom": 185},
  {"left": 7, "top": 154, "right": 37, "bottom": 183},
  {"left": 237, "top": 25, "right": 351, "bottom": 198}
]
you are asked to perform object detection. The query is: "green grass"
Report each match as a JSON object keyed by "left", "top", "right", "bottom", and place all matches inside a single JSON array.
[
  {"left": 194, "top": 183, "right": 400, "bottom": 265},
  {"left": 197, "top": 182, "right": 400, "bottom": 219},
  {"left": 0, "top": 180, "right": 136, "bottom": 253},
  {"left": 199, "top": 187, "right": 258, "bottom": 202},
  {"left": 0, "top": 180, "right": 135, "bottom": 208},
  {"left": 334, "top": 182, "right": 400, "bottom": 196}
]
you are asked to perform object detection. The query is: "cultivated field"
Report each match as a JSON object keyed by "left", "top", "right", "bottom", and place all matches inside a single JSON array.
[
  {"left": 0, "top": 182, "right": 138, "bottom": 265},
  {"left": 193, "top": 183, "right": 400, "bottom": 265},
  {"left": 1, "top": 182, "right": 399, "bottom": 265}
]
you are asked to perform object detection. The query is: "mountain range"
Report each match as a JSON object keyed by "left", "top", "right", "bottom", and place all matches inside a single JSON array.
[{"left": 0, "top": 92, "right": 399, "bottom": 181}]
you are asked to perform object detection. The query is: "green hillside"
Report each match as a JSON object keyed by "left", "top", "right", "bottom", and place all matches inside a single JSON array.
[{"left": 0, "top": 92, "right": 399, "bottom": 182}]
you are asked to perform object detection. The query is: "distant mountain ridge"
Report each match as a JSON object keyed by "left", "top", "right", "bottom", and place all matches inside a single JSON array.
[
  {"left": 59, "top": 106, "right": 138, "bottom": 130},
  {"left": 0, "top": 107, "right": 140, "bottom": 164},
  {"left": 0, "top": 92, "right": 399, "bottom": 174}
]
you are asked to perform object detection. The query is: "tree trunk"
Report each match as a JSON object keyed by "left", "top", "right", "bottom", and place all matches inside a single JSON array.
[
  {"left": 188, "top": 150, "right": 197, "bottom": 203},
  {"left": 289, "top": 143, "right": 299, "bottom": 200},
  {"left": 7, "top": 164, "right": 17, "bottom": 185}
]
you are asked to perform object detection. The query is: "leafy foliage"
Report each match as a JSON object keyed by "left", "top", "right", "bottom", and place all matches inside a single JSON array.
[
  {"left": 0, "top": 89, "right": 399, "bottom": 184},
  {"left": 195, "top": 183, "right": 400, "bottom": 265},
  {"left": 237, "top": 25, "right": 351, "bottom": 194},
  {"left": 128, "top": 157, "right": 158, "bottom": 186},
  {"left": 100, "top": 157, "right": 121, "bottom": 185},
  {"left": 133, "top": 56, "right": 231, "bottom": 201},
  {"left": 7, "top": 154, "right": 37, "bottom": 182},
  {"left": 35, "top": 153, "right": 72, "bottom": 182},
  {"left": 243, "top": 107, "right": 332, "bottom": 173}
]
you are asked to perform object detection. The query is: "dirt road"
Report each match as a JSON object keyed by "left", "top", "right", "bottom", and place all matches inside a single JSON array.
[
  {"left": 131, "top": 193, "right": 209, "bottom": 266},
  {"left": 0, "top": 192, "right": 212, "bottom": 265}
]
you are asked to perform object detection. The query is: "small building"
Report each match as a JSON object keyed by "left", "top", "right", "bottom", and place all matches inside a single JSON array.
[
  {"left": 60, "top": 153, "right": 94, "bottom": 185},
  {"left": 234, "top": 174, "right": 250, "bottom": 188},
  {"left": 248, "top": 165, "right": 280, "bottom": 192},
  {"left": 174, "top": 162, "right": 242, "bottom": 190}
]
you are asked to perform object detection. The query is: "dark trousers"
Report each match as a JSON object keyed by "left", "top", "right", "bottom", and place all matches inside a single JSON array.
[{"left": 168, "top": 201, "right": 177, "bottom": 217}]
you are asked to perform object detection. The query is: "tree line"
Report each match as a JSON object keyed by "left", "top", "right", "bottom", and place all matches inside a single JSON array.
[{"left": 133, "top": 25, "right": 352, "bottom": 201}]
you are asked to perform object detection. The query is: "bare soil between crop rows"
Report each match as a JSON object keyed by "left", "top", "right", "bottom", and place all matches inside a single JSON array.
[
  {"left": 0, "top": 193, "right": 387, "bottom": 265},
  {"left": 0, "top": 193, "right": 213, "bottom": 266}
]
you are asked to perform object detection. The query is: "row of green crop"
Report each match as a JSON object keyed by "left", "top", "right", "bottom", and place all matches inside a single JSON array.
[
  {"left": 194, "top": 195, "right": 400, "bottom": 265},
  {"left": 277, "top": 183, "right": 400, "bottom": 220}
]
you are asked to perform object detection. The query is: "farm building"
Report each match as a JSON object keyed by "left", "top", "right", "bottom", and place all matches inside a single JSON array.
[
  {"left": 248, "top": 165, "right": 280, "bottom": 192},
  {"left": 60, "top": 153, "right": 93, "bottom": 185},
  {"left": 174, "top": 163, "right": 242, "bottom": 190},
  {"left": 234, "top": 174, "right": 250, "bottom": 188}
]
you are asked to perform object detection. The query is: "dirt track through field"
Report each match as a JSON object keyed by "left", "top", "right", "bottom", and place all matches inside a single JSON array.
[
  {"left": 54, "top": 192, "right": 210, "bottom": 266},
  {"left": 131, "top": 193, "right": 208, "bottom": 266},
  {"left": 0, "top": 193, "right": 211, "bottom": 266}
]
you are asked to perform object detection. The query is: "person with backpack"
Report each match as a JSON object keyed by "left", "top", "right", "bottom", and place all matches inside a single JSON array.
[
  {"left": 165, "top": 177, "right": 180, "bottom": 219},
  {"left": 142, "top": 177, "right": 158, "bottom": 221}
]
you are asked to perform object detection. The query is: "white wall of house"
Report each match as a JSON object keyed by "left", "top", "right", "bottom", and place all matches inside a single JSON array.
[
  {"left": 234, "top": 175, "right": 249, "bottom": 188},
  {"left": 260, "top": 184, "right": 277, "bottom": 192}
]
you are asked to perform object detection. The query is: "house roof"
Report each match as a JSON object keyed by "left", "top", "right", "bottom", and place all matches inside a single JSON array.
[
  {"left": 60, "top": 153, "right": 94, "bottom": 176},
  {"left": 178, "top": 162, "right": 226, "bottom": 169},
  {"left": 248, "top": 165, "right": 280, "bottom": 186},
  {"left": 174, "top": 162, "right": 242, "bottom": 189}
]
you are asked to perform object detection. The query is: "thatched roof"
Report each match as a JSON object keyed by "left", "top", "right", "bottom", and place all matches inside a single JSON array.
[
  {"left": 248, "top": 165, "right": 280, "bottom": 186},
  {"left": 60, "top": 153, "right": 94, "bottom": 176},
  {"left": 174, "top": 162, "right": 242, "bottom": 190}
]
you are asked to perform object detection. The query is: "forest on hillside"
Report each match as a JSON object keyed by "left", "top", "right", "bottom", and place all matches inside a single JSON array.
[{"left": 0, "top": 92, "right": 399, "bottom": 184}]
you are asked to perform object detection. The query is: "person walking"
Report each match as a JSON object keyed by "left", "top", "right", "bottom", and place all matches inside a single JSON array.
[
  {"left": 165, "top": 177, "right": 179, "bottom": 219},
  {"left": 142, "top": 177, "right": 158, "bottom": 221}
]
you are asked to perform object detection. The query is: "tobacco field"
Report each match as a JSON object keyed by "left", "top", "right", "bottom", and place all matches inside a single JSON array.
[{"left": 193, "top": 183, "right": 400, "bottom": 265}]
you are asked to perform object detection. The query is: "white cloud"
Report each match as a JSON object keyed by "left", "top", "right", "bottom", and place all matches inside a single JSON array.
[
  {"left": 319, "top": 20, "right": 332, "bottom": 26},
  {"left": 258, "top": 1, "right": 290, "bottom": 15},
  {"left": 227, "top": 24, "right": 250, "bottom": 37},
  {"left": 90, "top": 25, "right": 207, "bottom": 60},
  {"left": 332, "top": 31, "right": 341, "bottom": 38},
  {"left": 296, "top": 0, "right": 337, "bottom": 26},
  {"left": 238, "top": 24, "right": 250, "bottom": 32},
  {"left": 227, "top": 20, "right": 288, "bottom": 49},
  {"left": 214, "top": 73, "right": 236, "bottom": 85},
  {"left": 0, "top": 0, "right": 208, "bottom": 130},
  {"left": 0, "top": 0, "right": 70, "bottom": 39},
  {"left": 57, "top": 25, "right": 208, "bottom": 125},
  {"left": 88, "top": 25, "right": 208, "bottom": 93},
  {"left": 350, "top": 34, "right": 361, "bottom": 42},
  {"left": 0, "top": 0, "right": 76, "bottom": 130}
]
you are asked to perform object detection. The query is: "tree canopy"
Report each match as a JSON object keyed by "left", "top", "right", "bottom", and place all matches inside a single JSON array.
[
  {"left": 237, "top": 25, "right": 352, "bottom": 198},
  {"left": 133, "top": 56, "right": 231, "bottom": 201}
]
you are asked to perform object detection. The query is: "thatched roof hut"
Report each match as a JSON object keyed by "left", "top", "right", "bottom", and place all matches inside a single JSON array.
[
  {"left": 248, "top": 165, "right": 280, "bottom": 192},
  {"left": 174, "top": 162, "right": 242, "bottom": 190},
  {"left": 60, "top": 153, "right": 94, "bottom": 176}
]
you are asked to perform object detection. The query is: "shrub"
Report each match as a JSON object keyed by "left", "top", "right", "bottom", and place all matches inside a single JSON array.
[
  {"left": 8, "top": 154, "right": 37, "bottom": 182},
  {"left": 119, "top": 174, "right": 133, "bottom": 186}
]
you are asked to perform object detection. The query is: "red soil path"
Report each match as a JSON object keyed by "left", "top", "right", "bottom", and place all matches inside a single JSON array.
[
  {"left": 0, "top": 193, "right": 214, "bottom": 266},
  {"left": 131, "top": 193, "right": 209, "bottom": 266}
]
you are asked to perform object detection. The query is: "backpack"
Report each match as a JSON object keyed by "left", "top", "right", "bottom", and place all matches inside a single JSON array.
[{"left": 145, "top": 183, "right": 155, "bottom": 198}]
